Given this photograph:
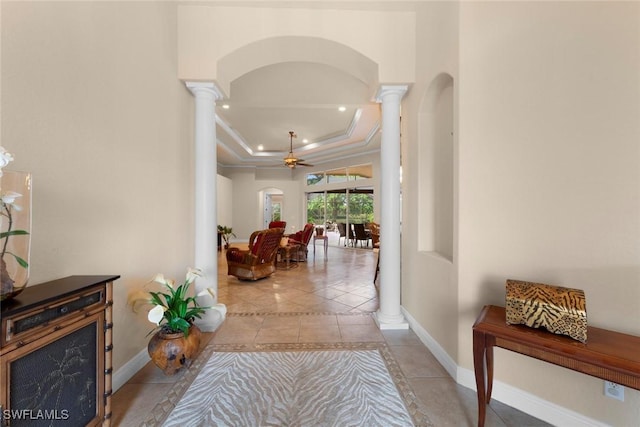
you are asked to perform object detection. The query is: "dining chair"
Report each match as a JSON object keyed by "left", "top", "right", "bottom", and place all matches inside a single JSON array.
[{"left": 353, "top": 223, "right": 371, "bottom": 248}]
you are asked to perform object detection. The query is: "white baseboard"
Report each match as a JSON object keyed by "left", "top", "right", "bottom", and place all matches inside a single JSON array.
[
  {"left": 400, "top": 307, "right": 458, "bottom": 379},
  {"left": 456, "top": 368, "right": 609, "bottom": 427},
  {"left": 112, "top": 348, "right": 150, "bottom": 393},
  {"left": 400, "top": 307, "right": 608, "bottom": 427}
]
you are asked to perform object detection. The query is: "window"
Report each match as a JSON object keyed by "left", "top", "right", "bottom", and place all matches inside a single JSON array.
[
  {"left": 306, "top": 188, "right": 373, "bottom": 236},
  {"left": 307, "top": 164, "right": 373, "bottom": 185},
  {"left": 306, "top": 193, "right": 325, "bottom": 225},
  {"left": 306, "top": 173, "right": 325, "bottom": 186},
  {"left": 326, "top": 168, "right": 348, "bottom": 184},
  {"left": 347, "top": 164, "right": 373, "bottom": 181}
]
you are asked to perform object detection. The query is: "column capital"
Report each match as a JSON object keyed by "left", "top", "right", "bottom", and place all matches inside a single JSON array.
[
  {"left": 185, "top": 81, "right": 226, "bottom": 101},
  {"left": 375, "top": 84, "right": 409, "bottom": 103}
]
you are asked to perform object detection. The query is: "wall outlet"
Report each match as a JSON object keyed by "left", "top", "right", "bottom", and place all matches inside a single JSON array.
[{"left": 604, "top": 381, "right": 624, "bottom": 401}]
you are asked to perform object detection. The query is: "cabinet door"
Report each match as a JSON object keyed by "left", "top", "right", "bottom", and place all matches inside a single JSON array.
[{"left": 1, "top": 311, "right": 105, "bottom": 427}]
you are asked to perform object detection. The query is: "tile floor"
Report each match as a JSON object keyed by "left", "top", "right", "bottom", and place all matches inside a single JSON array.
[{"left": 112, "top": 241, "right": 550, "bottom": 426}]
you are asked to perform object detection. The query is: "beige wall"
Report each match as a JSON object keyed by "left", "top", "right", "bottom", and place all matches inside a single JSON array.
[
  {"left": 402, "top": 1, "right": 460, "bottom": 361},
  {"left": 3, "top": 1, "right": 639, "bottom": 424},
  {"left": 1, "top": 2, "right": 194, "bottom": 371},
  {"left": 177, "top": 4, "right": 416, "bottom": 92},
  {"left": 454, "top": 1, "right": 640, "bottom": 424}
]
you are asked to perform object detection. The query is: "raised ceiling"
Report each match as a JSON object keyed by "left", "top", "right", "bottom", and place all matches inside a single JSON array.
[{"left": 214, "top": 61, "right": 381, "bottom": 168}]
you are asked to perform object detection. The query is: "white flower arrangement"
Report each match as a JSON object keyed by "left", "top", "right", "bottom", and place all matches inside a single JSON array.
[
  {"left": 0, "top": 147, "right": 14, "bottom": 175},
  {"left": 130, "top": 268, "right": 222, "bottom": 337},
  {"left": 0, "top": 147, "right": 29, "bottom": 297}
]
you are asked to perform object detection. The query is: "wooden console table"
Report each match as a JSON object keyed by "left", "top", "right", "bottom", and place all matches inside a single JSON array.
[{"left": 472, "top": 305, "right": 640, "bottom": 427}]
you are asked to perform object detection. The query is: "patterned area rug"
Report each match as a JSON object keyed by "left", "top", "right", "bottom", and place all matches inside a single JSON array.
[{"left": 142, "top": 343, "right": 432, "bottom": 426}]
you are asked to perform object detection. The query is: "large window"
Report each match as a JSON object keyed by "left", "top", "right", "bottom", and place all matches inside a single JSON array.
[
  {"left": 305, "top": 163, "right": 375, "bottom": 241},
  {"left": 306, "top": 188, "right": 373, "bottom": 235},
  {"left": 347, "top": 190, "right": 373, "bottom": 224},
  {"left": 306, "top": 193, "right": 325, "bottom": 225},
  {"left": 307, "top": 164, "right": 372, "bottom": 186}
]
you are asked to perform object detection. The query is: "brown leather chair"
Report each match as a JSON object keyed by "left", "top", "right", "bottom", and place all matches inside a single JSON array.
[
  {"left": 226, "top": 228, "right": 284, "bottom": 280},
  {"left": 286, "top": 223, "right": 315, "bottom": 261},
  {"left": 269, "top": 221, "right": 287, "bottom": 229}
]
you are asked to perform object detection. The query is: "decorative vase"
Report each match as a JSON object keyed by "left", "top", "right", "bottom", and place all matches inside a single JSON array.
[
  {"left": 147, "top": 324, "right": 202, "bottom": 375},
  {"left": 316, "top": 227, "right": 324, "bottom": 236},
  {"left": 0, "top": 171, "right": 32, "bottom": 302}
]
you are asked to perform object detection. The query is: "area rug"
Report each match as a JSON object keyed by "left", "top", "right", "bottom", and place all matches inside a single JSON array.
[{"left": 142, "top": 343, "right": 432, "bottom": 426}]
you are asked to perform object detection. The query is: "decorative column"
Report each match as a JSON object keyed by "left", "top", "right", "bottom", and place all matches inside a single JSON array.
[
  {"left": 375, "top": 85, "right": 409, "bottom": 330},
  {"left": 186, "top": 81, "right": 226, "bottom": 331}
]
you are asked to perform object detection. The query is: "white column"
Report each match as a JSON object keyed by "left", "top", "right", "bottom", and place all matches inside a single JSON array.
[
  {"left": 375, "top": 85, "right": 409, "bottom": 330},
  {"left": 186, "top": 81, "right": 226, "bottom": 331}
]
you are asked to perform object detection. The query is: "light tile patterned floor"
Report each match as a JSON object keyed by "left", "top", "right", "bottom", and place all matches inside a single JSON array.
[{"left": 112, "top": 239, "right": 550, "bottom": 426}]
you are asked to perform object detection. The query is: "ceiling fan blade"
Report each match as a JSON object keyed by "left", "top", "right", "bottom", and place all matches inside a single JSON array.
[{"left": 297, "top": 162, "right": 314, "bottom": 167}]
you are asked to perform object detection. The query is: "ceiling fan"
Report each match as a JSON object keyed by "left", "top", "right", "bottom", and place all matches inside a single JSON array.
[{"left": 283, "top": 131, "right": 313, "bottom": 168}]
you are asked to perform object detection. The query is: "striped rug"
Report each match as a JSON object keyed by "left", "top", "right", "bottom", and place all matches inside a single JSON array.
[{"left": 142, "top": 343, "right": 432, "bottom": 426}]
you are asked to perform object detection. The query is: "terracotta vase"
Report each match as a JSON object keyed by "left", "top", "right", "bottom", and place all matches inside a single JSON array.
[{"left": 147, "top": 324, "right": 202, "bottom": 375}]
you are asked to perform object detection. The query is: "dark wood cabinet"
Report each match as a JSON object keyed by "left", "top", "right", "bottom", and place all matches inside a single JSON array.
[{"left": 1, "top": 275, "right": 119, "bottom": 426}]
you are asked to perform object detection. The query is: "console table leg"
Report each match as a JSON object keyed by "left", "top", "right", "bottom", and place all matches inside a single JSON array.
[
  {"left": 473, "top": 329, "right": 487, "bottom": 427},
  {"left": 486, "top": 344, "right": 494, "bottom": 403}
]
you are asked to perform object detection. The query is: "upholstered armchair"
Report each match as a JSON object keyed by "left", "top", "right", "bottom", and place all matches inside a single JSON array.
[
  {"left": 268, "top": 221, "right": 287, "bottom": 229},
  {"left": 286, "top": 223, "right": 315, "bottom": 261},
  {"left": 366, "top": 222, "right": 380, "bottom": 248},
  {"left": 226, "top": 228, "right": 285, "bottom": 280}
]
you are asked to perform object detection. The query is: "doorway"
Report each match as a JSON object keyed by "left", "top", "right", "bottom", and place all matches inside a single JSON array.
[{"left": 261, "top": 189, "right": 284, "bottom": 229}]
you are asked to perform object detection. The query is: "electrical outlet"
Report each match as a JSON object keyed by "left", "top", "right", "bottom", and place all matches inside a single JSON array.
[{"left": 604, "top": 381, "right": 624, "bottom": 401}]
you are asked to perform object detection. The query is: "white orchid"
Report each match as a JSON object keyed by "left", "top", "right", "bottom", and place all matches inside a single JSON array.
[
  {"left": 0, "top": 155, "right": 29, "bottom": 272},
  {"left": 1, "top": 191, "right": 22, "bottom": 211},
  {"left": 0, "top": 147, "right": 14, "bottom": 176}
]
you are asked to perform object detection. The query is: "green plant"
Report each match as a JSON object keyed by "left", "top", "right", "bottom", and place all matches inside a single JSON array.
[
  {"left": 141, "top": 268, "right": 210, "bottom": 337},
  {"left": 217, "top": 225, "right": 236, "bottom": 247}
]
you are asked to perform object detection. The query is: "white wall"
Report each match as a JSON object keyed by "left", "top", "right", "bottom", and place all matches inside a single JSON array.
[
  {"left": 223, "top": 167, "right": 302, "bottom": 240},
  {"left": 217, "top": 173, "right": 233, "bottom": 227}
]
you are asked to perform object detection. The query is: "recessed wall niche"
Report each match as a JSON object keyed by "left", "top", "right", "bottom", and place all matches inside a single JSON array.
[{"left": 418, "top": 73, "right": 454, "bottom": 260}]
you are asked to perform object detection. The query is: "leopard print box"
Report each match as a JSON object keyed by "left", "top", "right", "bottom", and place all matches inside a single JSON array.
[{"left": 505, "top": 279, "right": 587, "bottom": 343}]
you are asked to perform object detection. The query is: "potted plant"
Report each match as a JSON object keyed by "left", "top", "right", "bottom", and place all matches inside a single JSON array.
[
  {"left": 130, "top": 268, "right": 213, "bottom": 375},
  {"left": 217, "top": 225, "right": 236, "bottom": 249}
]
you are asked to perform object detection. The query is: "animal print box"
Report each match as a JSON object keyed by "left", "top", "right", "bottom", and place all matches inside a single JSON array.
[{"left": 505, "top": 279, "right": 587, "bottom": 343}]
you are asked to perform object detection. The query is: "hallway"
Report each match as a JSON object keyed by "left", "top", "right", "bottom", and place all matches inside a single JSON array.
[{"left": 112, "top": 245, "right": 549, "bottom": 426}]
